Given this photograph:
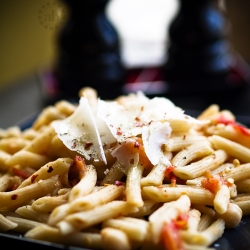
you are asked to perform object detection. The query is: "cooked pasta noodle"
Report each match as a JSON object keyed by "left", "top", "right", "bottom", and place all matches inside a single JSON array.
[{"left": 0, "top": 86, "right": 248, "bottom": 250}]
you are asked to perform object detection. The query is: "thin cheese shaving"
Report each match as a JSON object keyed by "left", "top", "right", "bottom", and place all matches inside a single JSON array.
[
  {"left": 142, "top": 121, "right": 172, "bottom": 165},
  {"left": 52, "top": 91, "right": 209, "bottom": 168},
  {"left": 52, "top": 96, "right": 107, "bottom": 164}
]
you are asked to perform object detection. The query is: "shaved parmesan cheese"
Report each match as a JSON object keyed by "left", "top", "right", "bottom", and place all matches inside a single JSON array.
[
  {"left": 52, "top": 90, "right": 210, "bottom": 167},
  {"left": 97, "top": 99, "right": 143, "bottom": 142},
  {"left": 52, "top": 96, "right": 107, "bottom": 164},
  {"left": 142, "top": 121, "right": 172, "bottom": 165},
  {"left": 91, "top": 103, "right": 117, "bottom": 149},
  {"left": 118, "top": 91, "right": 150, "bottom": 110},
  {"left": 140, "top": 97, "right": 184, "bottom": 122}
]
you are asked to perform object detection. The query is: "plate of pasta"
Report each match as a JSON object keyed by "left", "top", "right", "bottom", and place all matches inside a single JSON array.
[{"left": 1, "top": 86, "right": 250, "bottom": 250}]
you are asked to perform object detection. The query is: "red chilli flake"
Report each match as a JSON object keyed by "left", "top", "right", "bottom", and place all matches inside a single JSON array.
[
  {"left": 11, "top": 194, "right": 18, "bottom": 200},
  {"left": 134, "top": 141, "right": 140, "bottom": 149},
  {"left": 134, "top": 122, "right": 145, "bottom": 127},
  {"left": 71, "top": 140, "right": 77, "bottom": 149},
  {"left": 134, "top": 116, "right": 145, "bottom": 127},
  {"left": 84, "top": 142, "right": 93, "bottom": 150},
  {"left": 116, "top": 127, "right": 122, "bottom": 135},
  {"left": 115, "top": 181, "right": 123, "bottom": 186},
  {"left": 47, "top": 166, "right": 54, "bottom": 173}
]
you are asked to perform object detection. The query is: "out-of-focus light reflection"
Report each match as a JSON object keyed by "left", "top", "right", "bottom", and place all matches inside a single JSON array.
[{"left": 107, "top": 0, "right": 179, "bottom": 68}]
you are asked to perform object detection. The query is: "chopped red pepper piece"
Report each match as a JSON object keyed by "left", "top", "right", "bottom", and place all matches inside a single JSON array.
[
  {"left": 216, "top": 115, "right": 235, "bottom": 125},
  {"left": 175, "top": 213, "right": 189, "bottom": 229},
  {"left": 164, "top": 166, "right": 186, "bottom": 185},
  {"left": 164, "top": 166, "right": 175, "bottom": 179},
  {"left": 161, "top": 221, "right": 184, "bottom": 250},
  {"left": 201, "top": 177, "right": 220, "bottom": 194},
  {"left": 12, "top": 168, "right": 31, "bottom": 179},
  {"left": 216, "top": 115, "right": 250, "bottom": 137},
  {"left": 232, "top": 124, "right": 250, "bottom": 136}
]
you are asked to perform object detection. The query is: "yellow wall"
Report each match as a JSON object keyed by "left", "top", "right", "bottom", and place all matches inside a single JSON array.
[
  {"left": 0, "top": 0, "right": 67, "bottom": 89},
  {"left": 0, "top": 0, "right": 249, "bottom": 90}
]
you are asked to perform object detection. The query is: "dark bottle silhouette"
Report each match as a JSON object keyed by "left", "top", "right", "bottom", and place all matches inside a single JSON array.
[
  {"left": 53, "top": 0, "right": 125, "bottom": 101},
  {"left": 163, "top": 0, "right": 250, "bottom": 97}
]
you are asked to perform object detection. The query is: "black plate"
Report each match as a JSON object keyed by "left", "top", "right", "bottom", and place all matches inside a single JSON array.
[
  {"left": 0, "top": 231, "right": 91, "bottom": 250},
  {"left": 1, "top": 111, "right": 250, "bottom": 250},
  {"left": 212, "top": 216, "right": 250, "bottom": 250},
  {"left": 1, "top": 216, "right": 250, "bottom": 250}
]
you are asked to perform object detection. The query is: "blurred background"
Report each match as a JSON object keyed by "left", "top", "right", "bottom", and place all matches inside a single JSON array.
[
  {"left": 0, "top": 0, "right": 250, "bottom": 90},
  {"left": 0, "top": 0, "right": 250, "bottom": 128}
]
